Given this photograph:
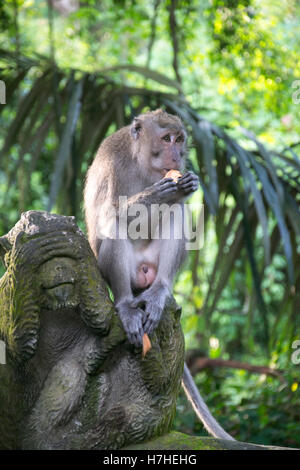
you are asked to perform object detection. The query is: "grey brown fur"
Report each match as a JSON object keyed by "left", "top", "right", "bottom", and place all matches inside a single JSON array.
[
  {"left": 84, "top": 109, "right": 234, "bottom": 441},
  {"left": 84, "top": 109, "right": 198, "bottom": 345}
]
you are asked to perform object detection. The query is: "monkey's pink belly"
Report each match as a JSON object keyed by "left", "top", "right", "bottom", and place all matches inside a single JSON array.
[{"left": 136, "top": 262, "right": 157, "bottom": 289}]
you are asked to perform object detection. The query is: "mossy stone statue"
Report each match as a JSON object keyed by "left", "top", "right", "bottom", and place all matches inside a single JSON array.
[{"left": 0, "top": 210, "right": 184, "bottom": 450}]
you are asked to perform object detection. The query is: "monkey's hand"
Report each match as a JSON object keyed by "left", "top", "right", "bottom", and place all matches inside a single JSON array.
[
  {"left": 115, "top": 299, "right": 144, "bottom": 347},
  {"left": 131, "top": 282, "right": 169, "bottom": 335},
  {"left": 177, "top": 171, "right": 199, "bottom": 195},
  {"left": 150, "top": 178, "right": 179, "bottom": 203}
]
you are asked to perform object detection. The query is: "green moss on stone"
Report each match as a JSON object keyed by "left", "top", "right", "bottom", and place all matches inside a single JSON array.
[{"left": 123, "top": 431, "right": 298, "bottom": 450}]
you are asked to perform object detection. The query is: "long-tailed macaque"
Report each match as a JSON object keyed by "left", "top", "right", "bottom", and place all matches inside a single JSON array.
[
  {"left": 84, "top": 109, "right": 234, "bottom": 441},
  {"left": 84, "top": 109, "right": 195, "bottom": 344}
]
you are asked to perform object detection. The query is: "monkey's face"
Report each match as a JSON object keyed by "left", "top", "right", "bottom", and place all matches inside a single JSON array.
[
  {"left": 39, "top": 257, "right": 80, "bottom": 310},
  {"left": 149, "top": 125, "right": 186, "bottom": 178},
  {"left": 131, "top": 112, "right": 187, "bottom": 183}
]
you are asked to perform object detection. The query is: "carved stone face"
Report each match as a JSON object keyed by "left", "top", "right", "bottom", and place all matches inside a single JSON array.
[{"left": 38, "top": 257, "right": 80, "bottom": 310}]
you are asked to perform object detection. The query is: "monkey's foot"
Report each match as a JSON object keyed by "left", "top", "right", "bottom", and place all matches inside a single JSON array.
[
  {"left": 131, "top": 282, "right": 168, "bottom": 335},
  {"left": 116, "top": 300, "right": 144, "bottom": 347}
]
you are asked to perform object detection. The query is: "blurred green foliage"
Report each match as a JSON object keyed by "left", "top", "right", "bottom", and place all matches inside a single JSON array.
[{"left": 175, "top": 365, "right": 300, "bottom": 446}]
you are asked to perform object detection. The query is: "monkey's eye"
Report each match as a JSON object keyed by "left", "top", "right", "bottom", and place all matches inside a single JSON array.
[
  {"left": 176, "top": 135, "right": 184, "bottom": 143},
  {"left": 163, "top": 134, "right": 171, "bottom": 142}
]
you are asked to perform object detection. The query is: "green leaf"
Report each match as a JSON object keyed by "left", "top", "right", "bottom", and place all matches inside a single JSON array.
[{"left": 101, "top": 65, "right": 183, "bottom": 93}]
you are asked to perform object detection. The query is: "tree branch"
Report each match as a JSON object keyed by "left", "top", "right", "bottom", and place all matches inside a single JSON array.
[
  {"left": 187, "top": 355, "right": 285, "bottom": 383},
  {"left": 168, "top": 0, "right": 182, "bottom": 85},
  {"left": 146, "top": 0, "right": 161, "bottom": 68}
]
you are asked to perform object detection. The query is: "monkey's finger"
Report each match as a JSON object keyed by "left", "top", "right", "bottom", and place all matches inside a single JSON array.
[
  {"left": 181, "top": 187, "right": 197, "bottom": 195},
  {"left": 178, "top": 174, "right": 198, "bottom": 182},
  {"left": 158, "top": 177, "right": 174, "bottom": 184},
  {"left": 158, "top": 182, "right": 178, "bottom": 192},
  {"left": 143, "top": 312, "right": 159, "bottom": 334},
  {"left": 144, "top": 318, "right": 156, "bottom": 335},
  {"left": 159, "top": 178, "right": 177, "bottom": 185},
  {"left": 130, "top": 327, "right": 144, "bottom": 347},
  {"left": 178, "top": 176, "right": 198, "bottom": 187},
  {"left": 180, "top": 183, "right": 199, "bottom": 192},
  {"left": 124, "top": 322, "right": 140, "bottom": 346},
  {"left": 177, "top": 171, "right": 192, "bottom": 180},
  {"left": 142, "top": 310, "right": 149, "bottom": 328},
  {"left": 179, "top": 179, "right": 199, "bottom": 189},
  {"left": 129, "top": 334, "right": 140, "bottom": 347},
  {"left": 160, "top": 186, "right": 179, "bottom": 195},
  {"left": 135, "top": 332, "right": 144, "bottom": 347},
  {"left": 153, "top": 178, "right": 173, "bottom": 189},
  {"left": 123, "top": 308, "right": 144, "bottom": 346}
]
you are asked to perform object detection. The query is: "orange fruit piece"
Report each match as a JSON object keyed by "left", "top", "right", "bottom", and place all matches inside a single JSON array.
[
  {"left": 142, "top": 333, "right": 152, "bottom": 357},
  {"left": 164, "top": 169, "right": 182, "bottom": 182}
]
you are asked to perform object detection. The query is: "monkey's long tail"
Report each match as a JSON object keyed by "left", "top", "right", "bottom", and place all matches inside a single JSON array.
[{"left": 182, "top": 363, "right": 235, "bottom": 441}]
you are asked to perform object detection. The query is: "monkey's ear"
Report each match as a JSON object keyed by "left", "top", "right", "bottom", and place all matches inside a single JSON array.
[{"left": 130, "top": 118, "right": 142, "bottom": 140}]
